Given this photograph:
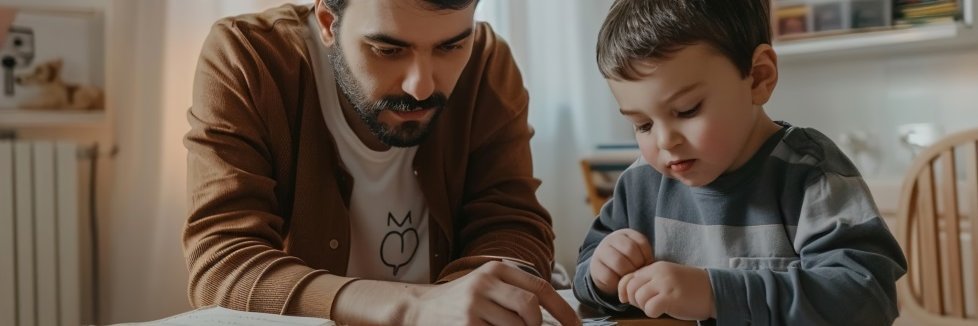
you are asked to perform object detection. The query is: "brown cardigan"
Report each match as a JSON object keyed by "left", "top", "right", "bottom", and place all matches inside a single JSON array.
[{"left": 183, "top": 4, "right": 554, "bottom": 319}]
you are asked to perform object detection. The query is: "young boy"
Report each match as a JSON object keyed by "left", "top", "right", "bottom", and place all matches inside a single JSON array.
[{"left": 573, "top": 1, "right": 908, "bottom": 325}]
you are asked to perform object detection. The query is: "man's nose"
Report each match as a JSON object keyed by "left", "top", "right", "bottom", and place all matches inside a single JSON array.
[{"left": 402, "top": 56, "right": 435, "bottom": 101}]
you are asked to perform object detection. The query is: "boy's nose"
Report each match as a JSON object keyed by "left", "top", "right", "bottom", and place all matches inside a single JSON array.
[{"left": 656, "top": 127, "right": 683, "bottom": 150}]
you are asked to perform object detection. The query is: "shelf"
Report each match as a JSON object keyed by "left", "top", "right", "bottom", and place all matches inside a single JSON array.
[
  {"left": 774, "top": 22, "right": 978, "bottom": 61},
  {"left": 0, "top": 109, "right": 106, "bottom": 127}
]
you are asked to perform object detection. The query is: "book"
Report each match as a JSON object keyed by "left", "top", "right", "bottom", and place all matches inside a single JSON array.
[{"left": 114, "top": 306, "right": 336, "bottom": 326}]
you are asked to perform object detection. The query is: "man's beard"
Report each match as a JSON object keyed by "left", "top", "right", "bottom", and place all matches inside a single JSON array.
[{"left": 326, "top": 45, "right": 447, "bottom": 148}]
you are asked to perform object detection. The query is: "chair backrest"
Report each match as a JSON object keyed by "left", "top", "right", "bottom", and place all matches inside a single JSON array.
[
  {"left": 580, "top": 159, "right": 619, "bottom": 216},
  {"left": 897, "top": 128, "right": 978, "bottom": 325},
  {"left": 580, "top": 151, "right": 638, "bottom": 216}
]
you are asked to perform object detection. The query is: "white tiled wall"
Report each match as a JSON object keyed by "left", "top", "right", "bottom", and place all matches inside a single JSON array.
[{"left": 768, "top": 47, "right": 978, "bottom": 180}]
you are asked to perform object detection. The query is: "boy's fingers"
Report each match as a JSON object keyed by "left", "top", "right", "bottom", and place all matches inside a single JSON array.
[
  {"left": 621, "top": 230, "right": 654, "bottom": 265},
  {"left": 643, "top": 294, "right": 669, "bottom": 318},
  {"left": 609, "top": 236, "right": 645, "bottom": 270},
  {"left": 642, "top": 242, "right": 654, "bottom": 265},
  {"left": 633, "top": 281, "right": 660, "bottom": 307},
  {"left": 617, "top": 273, "right": 633, "bottom": 304},
  {"left": 601, "top": 250, "right": 636, "bottom": 277},
  {"left": 590, "top": 260, "right": 618, "bottom": 294},
  {"left": 625, "top": 274, "right": 650, "bottom": 307}
]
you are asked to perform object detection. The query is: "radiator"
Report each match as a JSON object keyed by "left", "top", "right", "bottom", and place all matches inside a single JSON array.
[{"left": 0, "top": 140, "right": 93, "bottom": 326}]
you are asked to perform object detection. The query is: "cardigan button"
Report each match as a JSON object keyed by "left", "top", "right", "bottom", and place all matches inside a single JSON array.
[
  {"left": 413, "top": 169, "right": 419, "bottom": 176},
  {"left": 329, "top": 239, "right": 339, "bottom": 249}
]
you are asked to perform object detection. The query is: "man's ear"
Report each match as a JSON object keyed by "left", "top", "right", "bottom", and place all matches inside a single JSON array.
[
  {"left": 748, "top": 44, "right": 778, "bottom": 106},
  {"left": 315, "top": 2, "right": 339, "bottom": 46}
]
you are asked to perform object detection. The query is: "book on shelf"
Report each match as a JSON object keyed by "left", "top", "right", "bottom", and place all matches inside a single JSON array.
[
  {"left": 895, "top": 15, "right": 956, "bottom": 26},
  {"left": 896, "top": 0, "right": 961, "bottom": 18}
]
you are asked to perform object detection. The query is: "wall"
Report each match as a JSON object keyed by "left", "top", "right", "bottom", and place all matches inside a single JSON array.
[
  {"left": 479, "top": 0, "right": 633, "bottom": 280},
  {"left": 770, "top": 46, "right": 978, "bottom": 178},
  {"left": 99, "top": 0, "right": 187, "bottom": 322},
  {"left": 99, "top": 1, "right": 308, "bottom": 323},
  {"left": 2, "top": 0, "right": 133, "bottom": 323},
  {"left": 5, "top": 0, "right": 307, "bottom": 323}
]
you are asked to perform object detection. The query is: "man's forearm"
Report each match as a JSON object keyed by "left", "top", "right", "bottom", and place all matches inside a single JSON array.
[{"left": 332, "top": 279, "right": 432, "bottom": 325}]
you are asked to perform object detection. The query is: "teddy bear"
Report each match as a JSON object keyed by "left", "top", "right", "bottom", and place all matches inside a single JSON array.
[{"left": 14, "top": 58, "right": 103, "bottom": 111}]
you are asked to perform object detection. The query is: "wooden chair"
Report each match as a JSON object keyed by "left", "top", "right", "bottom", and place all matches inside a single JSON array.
[
  {"left": 580, "top": 150, "right": 639, "bottom": 216},
  {"left": 896, "top": 128, "right": 978, "bottom": 325},
  {"left": 580, "top": 159, "right": 615, "bottom": 216}
]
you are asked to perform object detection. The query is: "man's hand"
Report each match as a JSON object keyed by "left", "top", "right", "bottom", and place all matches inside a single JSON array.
[
  {"left": 406, "top": 261, "right": 580, "bottom": 326},
  {"left": 617, "top": 261, "right": 715, "bottom": 321},
  {"left": 588, "top": 229, "right": 654, "bottom": 297}
]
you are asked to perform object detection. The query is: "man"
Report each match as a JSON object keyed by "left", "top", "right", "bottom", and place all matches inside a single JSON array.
[{"left": 183, "top": 0, "right": 578, "bottom": 325}]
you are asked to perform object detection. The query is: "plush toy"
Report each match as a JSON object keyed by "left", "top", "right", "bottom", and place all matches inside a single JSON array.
[{"left": 14, "top": 58, "right": 103, "bottom": 111}]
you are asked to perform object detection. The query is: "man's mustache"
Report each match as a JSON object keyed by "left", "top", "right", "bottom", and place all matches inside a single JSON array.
[{"left": 374, "top": 93, "right": 448, "bottom": 112}]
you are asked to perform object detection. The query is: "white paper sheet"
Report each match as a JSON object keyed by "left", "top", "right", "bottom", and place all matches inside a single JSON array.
[{"left": 114, "top": 306, "right": 336, "bottom": 326}]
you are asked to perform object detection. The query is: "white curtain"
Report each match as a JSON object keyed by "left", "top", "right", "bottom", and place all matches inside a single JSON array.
[
  {"left": 104, "top": 0, "right": 311, "bottom": 323},
  {"left": 477, "top": 0, "right": 633, "bottom": 275}
]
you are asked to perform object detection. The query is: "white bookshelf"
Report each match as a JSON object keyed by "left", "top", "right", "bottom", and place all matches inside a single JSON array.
[
  {"left": 775, "top": 22, "right": 978, "bottom": 61},
  {"left": 0, "top": 109, "right": 106, "bottom": 127},
  {"left": 773, "top": 0, "right": 977, "bottom": 61}
]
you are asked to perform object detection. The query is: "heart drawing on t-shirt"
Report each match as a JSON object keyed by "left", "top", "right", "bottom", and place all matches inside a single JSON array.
[{"left": 380, "top": 212, "right": 419, "bottom": 276}]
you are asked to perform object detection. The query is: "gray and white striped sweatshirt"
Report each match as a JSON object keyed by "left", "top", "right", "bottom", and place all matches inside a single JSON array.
[{"left": 573, "top": 124, "right": 907, "bottom": 326}]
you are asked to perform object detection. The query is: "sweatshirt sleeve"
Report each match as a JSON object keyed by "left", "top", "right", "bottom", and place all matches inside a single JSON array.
[
  {"left": 707, "top": 172, "right": 907, "bottom": 325},
  {"left": 572, "top": 169, "right": 636, "bottom": 312}
]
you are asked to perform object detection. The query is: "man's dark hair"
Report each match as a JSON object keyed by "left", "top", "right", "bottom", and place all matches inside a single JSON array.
[
  {"left": 322, "top": 0, "right": 478, "bottom": 18},
  {"left": 596, "top": 0, "right": 771, "bottom": 81}
]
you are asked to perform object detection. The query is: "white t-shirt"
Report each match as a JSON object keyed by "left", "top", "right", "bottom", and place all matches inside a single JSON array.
[{"left": 304, "top": 14, "right": 431, "bottom": 284}]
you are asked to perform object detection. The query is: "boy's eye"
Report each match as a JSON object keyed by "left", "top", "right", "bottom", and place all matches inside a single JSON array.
[
  {"left": 372, "top": 46, "right": 402, "bottom": 57},
  {"left": 635, "top": 122, "right": 653, "bottom": 134},
  {"left": 677, "top": 103, "right": 702, "bottom": 118}
]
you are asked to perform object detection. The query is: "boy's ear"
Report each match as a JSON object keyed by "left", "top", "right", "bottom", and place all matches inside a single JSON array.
[
  {"left": 748, "top": 44, "right": 778, "bottom": 106},
  {"left": 315, "top": 1, "right": 340, "bottom": 47}
]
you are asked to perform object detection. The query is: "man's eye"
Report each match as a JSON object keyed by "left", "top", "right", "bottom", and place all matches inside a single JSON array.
[
  {"left": 372, "top": 47, "right": 402, "bottom": 57},
  {"left": 635, "top": 122, "right": 652, "bottom": 133},
  {"left": 439, "top": 43, "right": 463, "bottom": 52}
]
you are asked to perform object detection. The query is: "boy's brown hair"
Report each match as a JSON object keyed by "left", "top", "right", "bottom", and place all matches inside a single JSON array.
[{"left": 597, "top": 0, "right": 771, "bottom": 81}]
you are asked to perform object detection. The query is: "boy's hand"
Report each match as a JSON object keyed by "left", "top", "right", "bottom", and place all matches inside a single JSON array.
[
  {"left": 588, "top": 229, "right": 653, "bottom": 298},
  {"left": 618, "top": 261, "right": 716, "bottom": 321}
]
